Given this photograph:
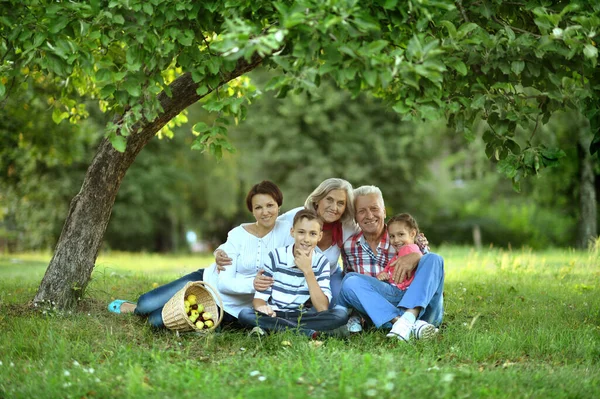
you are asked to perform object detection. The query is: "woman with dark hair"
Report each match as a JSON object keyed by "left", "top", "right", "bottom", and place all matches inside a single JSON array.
[{"left": 108, "top": 181, "right": 294, "bottom": 329}]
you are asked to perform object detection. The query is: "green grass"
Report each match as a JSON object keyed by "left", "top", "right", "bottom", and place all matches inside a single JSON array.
[{"left": 1, "top": 247, "right": 599, "bottom": 398}]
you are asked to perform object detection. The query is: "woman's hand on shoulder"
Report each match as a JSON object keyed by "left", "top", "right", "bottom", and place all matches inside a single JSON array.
[
  {"left": 253, "top": 269, "right": 274, "bottom": 291},
  {"left": 215, "top": 249, "right": 233, "bottom": 271}
]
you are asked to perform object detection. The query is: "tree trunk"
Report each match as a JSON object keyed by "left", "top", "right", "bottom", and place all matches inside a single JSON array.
[
  {"left": 34, "top": 56, "right": 263, "bottom": 309},
  {"left": 577, "top": 124, "right": 597, "bottom": 249}
]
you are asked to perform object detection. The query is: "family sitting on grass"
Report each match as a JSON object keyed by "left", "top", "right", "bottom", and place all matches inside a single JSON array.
[{"left": 109, "top": 179, "right": 445, "bottom": 342}]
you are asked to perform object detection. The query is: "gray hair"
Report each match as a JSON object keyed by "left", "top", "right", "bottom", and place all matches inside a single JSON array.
[
  {"left": 304, "top": 178, "right": 356, "bottom": 227},
  {"left": 353, "top": 185, "right": 385, "bottom": 209}
]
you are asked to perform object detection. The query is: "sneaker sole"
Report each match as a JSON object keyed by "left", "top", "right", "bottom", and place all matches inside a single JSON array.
[
  {"left": 415, "top": 323, "right": 438, "bottom": 340},
  {"left": 386, "top": 332, "right": 410, "bottom": 342}
]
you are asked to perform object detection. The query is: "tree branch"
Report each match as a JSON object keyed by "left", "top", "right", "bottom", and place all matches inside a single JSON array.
[
  {"left": 455, "top": 1, "right": 469, "bottom": 22},
  {"left": 492, "top": 16, "right": 542, "bottom": 38}
]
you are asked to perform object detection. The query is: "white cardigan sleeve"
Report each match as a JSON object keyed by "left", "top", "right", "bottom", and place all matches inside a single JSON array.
[{"left": 216, "top": 227, "right": 255, "bottom": 295}]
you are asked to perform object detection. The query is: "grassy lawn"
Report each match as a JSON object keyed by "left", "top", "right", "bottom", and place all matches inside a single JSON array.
[{"left": 1, "top": 246, "right": 599, "bottom": 398}]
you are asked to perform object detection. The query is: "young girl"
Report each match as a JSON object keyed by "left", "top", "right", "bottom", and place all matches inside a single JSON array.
[{"left": 376, "top": 213, "right": 421, "bottom": 290}]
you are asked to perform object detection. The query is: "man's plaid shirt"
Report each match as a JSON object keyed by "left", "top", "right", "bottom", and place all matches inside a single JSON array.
[{"left": 342, "top": 227, "right": 429, "bottom": 277}]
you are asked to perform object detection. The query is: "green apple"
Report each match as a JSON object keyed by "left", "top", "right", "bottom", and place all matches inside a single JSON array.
[
  {"left": 195, "top": 320, "right": 205, "bottom": 329},
  {"left": 204, "top": 319, "right": 214, "bottom": 329},
  {"left": 184, "top": 300, "right": 190, "bottom": 308},
  {"left": 202, "top": 312, "right": 213, "bottom": 321},
  {"left": 189, "top": 310, "right": 199, "bottom": 323},
  {"left": 186, "top": 295, "right": 197, "bottom": 305},
  {"left": 197, "top": 303, "right": 204, "bottom": 313}
]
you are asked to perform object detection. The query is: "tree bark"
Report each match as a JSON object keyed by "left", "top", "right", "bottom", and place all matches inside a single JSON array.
[
  {"left": 34, "top": 56, "right": 263, "bottom": 309},
  {"left": 577, "top": 124, "right": 597, "bottom": 249}
]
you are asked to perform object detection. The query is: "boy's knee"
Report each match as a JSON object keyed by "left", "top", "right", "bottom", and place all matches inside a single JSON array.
[{"left": 237, "top": 308, "right": 256, "bottom": 325}]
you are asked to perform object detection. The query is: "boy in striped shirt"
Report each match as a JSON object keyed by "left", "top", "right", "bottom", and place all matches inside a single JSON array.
[{"left": 238, "top": 209, "right": 348, "bottom": 338}]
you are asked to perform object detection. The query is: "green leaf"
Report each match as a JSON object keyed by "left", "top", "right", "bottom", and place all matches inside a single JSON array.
[
  {"left": 583, "top": 44, "right": 598, "bottom": 59},
  {"left": 471, "top": 94, "right": 486, "bottom": 110},
  {"left": 440, "top": 21, "right": 457, "bottom": 39},
  {"left": 196, "top": 85, "right": 209, "bottom": 96},
  {"left": 384, "top": 0, "right": 398, "bottom": 9},
  {"left": 363, "top": 70, "right": 377, "bottom": 87},
  {"left": 52, "top": 107, "right": 69, "bottom": 124},
  {"left": 122, "top": 78, "right": 142, "bottom": 97},
  {"left": 100, "top": 84, "right": 116, "bottom": 98},
  {"left": 143, "top": 3, "right": 153, "bottom": 15},
  {"left": 0, "top": 81, "right": 5, "bottom": 97},
  {"left": 511, "top": 61, "right": 525, "bottom": 75},
  {"left": 497, "top": 158, "right": 518, "bottom": 178},
  {"left": 450, "top": 60, "right": 467, "bottom": 76},
  {"left": 505, "top": 139, "right": 521, "bottom": 155},
  {"left": 192, "top": 122, "right": 209, "bottom": 134},
  {"left": 109, "top": 134, "right": 127, "bottom": 152},
  {"left": 113, "top": 14, "right": 125, "bottom": 25},
  {"left": 457, "top": 23, "right": 479, "bottom": 38}
]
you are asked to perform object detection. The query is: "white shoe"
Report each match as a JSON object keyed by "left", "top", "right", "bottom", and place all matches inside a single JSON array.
[
  {"left": 347, "top": 315, "right": 363, "bottom": 333},
  {"left": 249, "top": 326, "right": 266, "bottom": 336},
  {"left": 413, "top": 320, "right": 438, "bottom": 340},
  {"left": 386, "top": 317, "right": 414, "bottom": 341}
]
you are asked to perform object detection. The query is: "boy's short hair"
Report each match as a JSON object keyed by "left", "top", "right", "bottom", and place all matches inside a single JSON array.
[
  {"left": 245, "top": 180, "right": 283, "bottom": 212},
  {"left": 292, "top": 209, "right": 323, "bottom": 229}
]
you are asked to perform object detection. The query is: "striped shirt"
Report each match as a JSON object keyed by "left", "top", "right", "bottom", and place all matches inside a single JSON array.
[
  {"left": 342, "top": 227, "right": 429, "bottom": 277},
  {"left": 255, "top": 245, "right": 331, "bottom": 312}
]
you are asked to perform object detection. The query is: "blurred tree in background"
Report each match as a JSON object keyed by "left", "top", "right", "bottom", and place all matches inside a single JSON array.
[{"left": 2, "top": 72, "right": 597, "bottom": 253}]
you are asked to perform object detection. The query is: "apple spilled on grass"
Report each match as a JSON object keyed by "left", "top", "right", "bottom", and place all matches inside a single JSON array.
[{"left": 184, "top": 294, "right": 215, "bottom": 330}]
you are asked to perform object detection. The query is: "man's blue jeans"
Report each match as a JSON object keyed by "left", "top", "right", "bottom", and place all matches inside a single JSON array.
[
  {"left": 337, "top": 253, "right": 445, "bottom": 328},
  {"left": 135, "top": 269, "right": 205, "bottom": 328}
]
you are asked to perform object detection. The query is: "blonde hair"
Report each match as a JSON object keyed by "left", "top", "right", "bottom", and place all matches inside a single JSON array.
[{"left": 304, "top": 178, "right": 355, "bottom": 228}]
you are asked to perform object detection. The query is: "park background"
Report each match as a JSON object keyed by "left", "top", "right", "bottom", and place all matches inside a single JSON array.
[
  {"left": 2, "top": 66, "right": 599, "bottom": 399},
  {"left": 1, "top": 68, "right": 597, "bottom": 254}
]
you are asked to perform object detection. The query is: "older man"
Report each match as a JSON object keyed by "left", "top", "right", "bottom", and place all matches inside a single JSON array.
[{"left": 338, "top": 185, "right": 444, "bottom": 341}]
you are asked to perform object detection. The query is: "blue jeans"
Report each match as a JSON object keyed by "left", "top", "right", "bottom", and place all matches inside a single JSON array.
[
  {"left": 238, "top": 306, "right": 348, "bottom": 337},
  {"left": 329, "top": 267, "right": 343, "bottom": 308},
  {"left": 337, "top": 253, "right": 445, "bottom": 328},
  {"left": 135, "top": 269, "right": 205, "bottom": 328}
]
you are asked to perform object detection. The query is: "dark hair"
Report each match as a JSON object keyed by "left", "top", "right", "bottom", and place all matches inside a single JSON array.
[
  {"left": 292, "top": 209, "right": 323, "bottom": 229},
  {"left": 387, "top": 213, "right": 419, "bottom": 235},
  {"left": 246, "top": 181, "right": 283, "bottom": 212}
]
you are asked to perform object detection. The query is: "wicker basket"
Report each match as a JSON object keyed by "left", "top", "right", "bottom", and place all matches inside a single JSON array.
[{"left": 162, "top": 281, "right": 223, "bottom": 333}]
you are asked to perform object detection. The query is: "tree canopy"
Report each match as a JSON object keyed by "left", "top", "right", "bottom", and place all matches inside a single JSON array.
[{"left": 2, "top": 0, "right": 599, "bottom": 187}]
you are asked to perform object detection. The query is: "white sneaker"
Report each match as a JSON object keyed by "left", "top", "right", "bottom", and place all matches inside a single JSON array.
[
  {"left": 386, "top": 317, "right": 414, "bottom": 341},
  {"left": 347, "top": 315, "right": 363, "bottom": 333},
  {"left": 413, "top": 320, "right": 438, "bottom": 340},
  {"left": 249, "top": 326, "right": 266, "bottom": 336}
]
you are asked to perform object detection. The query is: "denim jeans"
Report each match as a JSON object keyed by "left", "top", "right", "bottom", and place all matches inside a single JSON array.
[
  {"left": 337, "top": 253, "right": 445, "bottom": 328},
  {"left": 135, "top": 269, "right": 205, "bottom": 328},
  {"left": 329, "top": 267, "right": 343, "bottom": 308},
  {"left": 238, "top": 306, "right": 348, "bottom": 337}
]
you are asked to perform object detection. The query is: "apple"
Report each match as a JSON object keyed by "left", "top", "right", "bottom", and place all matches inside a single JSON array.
[
  {"left": 195, "top": 320, "right": 205, "bottom": 329},
  {"left": 202, "top": 312, "right": 213, "bottom": 321},
  {"left": 189, "top": 310, "right": 199, "bottom": 323},
  {"left": 204, "top": 319, "right": 214, "bottom": 329},
  {"left": 184, "top": 300, "right": 190, "bottom": 308},
  {"left": 186, "top": 295, "right": 197, "bottom": 305},
  {"left": 196, "top": 303, "right": 204, "bottom": 313}
]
